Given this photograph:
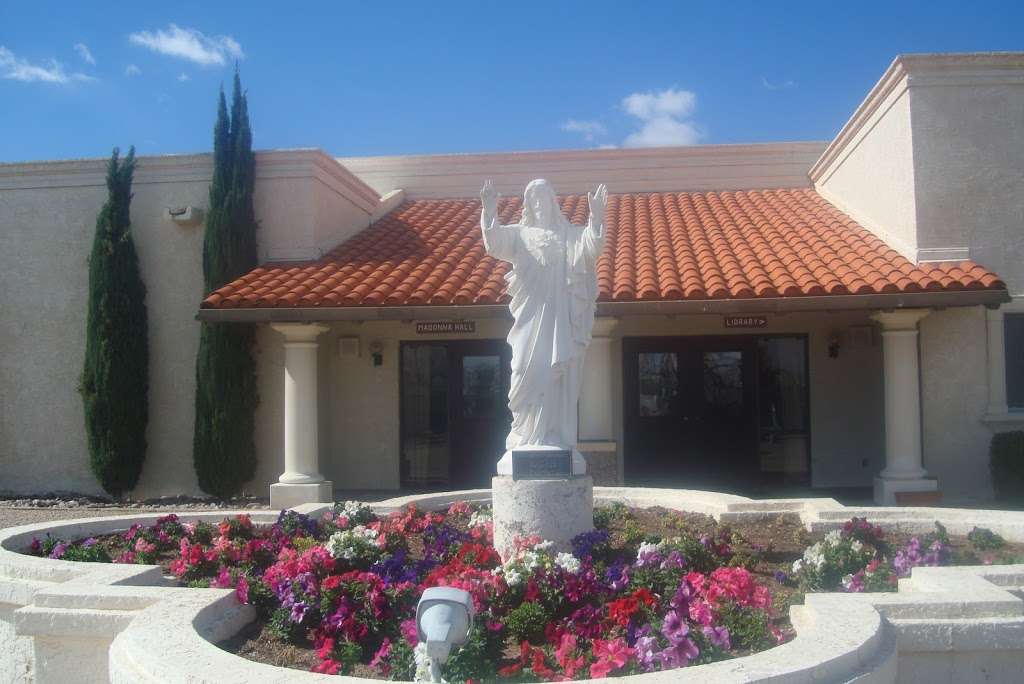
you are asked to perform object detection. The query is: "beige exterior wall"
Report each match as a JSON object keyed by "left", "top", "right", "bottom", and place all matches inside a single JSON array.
[
  {"left": 0, "top": 151, "right": 382, "bottom": 498},
  {"left": 919, "top": 307, "right": 997, "bottom": 500},
  {"left": 299, "top": 312, "right": 885, "bottom": 491},
  {"left": 812, "top": 77, "right": 919, "bottom": 260}
]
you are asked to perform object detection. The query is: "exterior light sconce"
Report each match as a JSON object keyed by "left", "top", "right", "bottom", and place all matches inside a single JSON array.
[
  {"left": 369, "top": 340, "right": 384, "bottom": 367},
  {"left": 167, "top": 206, "right": 203, "bottom": 226},
  {"left": 828, "top": 332, "right": 841, "bottom": 359},
  {"left": 416, "top": 586, "right": 475, "bottom": 682}
]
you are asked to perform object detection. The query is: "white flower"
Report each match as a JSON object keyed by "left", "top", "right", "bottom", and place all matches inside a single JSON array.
[
  {"left": 468, "top": 510, "right": 492, "bottom": 528},
  {"left": 792, "top": 559, "right": 804, "bottom": 573},
  {"left": 825, "top": 530, "right": 843, "bottom": 546},
  {"left": 850, "top": 540, "right": 864, "bottom": 553},
  {"left": 555, "top": 552, "right": 580, "bottom": 573},
  {"left": 340, "top": 500, "right": 371, "bottom": 519},
  {"left": 534, "top": 540, "right": 554, "bottom": 552},
  {"left": 636, "top": 541, "right": 663, "bottom": 561},
  {"left": 413, "top": 642, "right": 444, "bottom": 683},
  {"left": 504, "top": 567, "right": 523, "bottom": 586},
  {"left": 520, "top": 550, "right": 540, "bottom": 570},
  {"left": 326, "top": 526, "right": 379, "bottom": 560}
]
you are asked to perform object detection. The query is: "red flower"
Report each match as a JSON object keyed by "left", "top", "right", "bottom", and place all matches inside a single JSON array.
[{"left": 607, "top": 596, "right": 640, "bottom": 626}]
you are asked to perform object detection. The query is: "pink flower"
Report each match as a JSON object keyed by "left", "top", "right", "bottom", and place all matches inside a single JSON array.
[
  {"left": 235, "top": 576, "right": 249, "bottom": 603},
  {"left": 370, "top": 638, "right": 392, "bottom": 676},
  {"left": 590, "top": 638, "right": 634, "bottom": 679},
  {"left": 211, "top": 567, "right": 233, "bottom": 588},
  {"left": 401, "top": 618, "right": 419, "bottom": 646}
]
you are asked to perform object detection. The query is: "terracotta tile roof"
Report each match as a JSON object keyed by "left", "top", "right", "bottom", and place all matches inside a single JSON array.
[{"left": 201, "top": 189, "right": 1004, "bottom": 309}]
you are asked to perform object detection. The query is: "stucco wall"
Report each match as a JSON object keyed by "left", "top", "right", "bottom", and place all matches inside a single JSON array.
[
  {"left": 0, "top": 151, "right": 381, "bottom": 499},
  {"left": 306, "top": 312, "right": 885, "bottom": 491},
  {"left": 909, "top": 79, "right": 1024, "bottom": 294},
  {"left": 812, "top": 82, "right": 919, "bottom": 261},
  {"left": 0, "top": 176, "right": 209, "bottom": 498},
  {"left": 920, "top": 306, "right": 996, "bottom": 500}
]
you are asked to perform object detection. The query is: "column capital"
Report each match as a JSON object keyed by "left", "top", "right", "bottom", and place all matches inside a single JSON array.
[
  {"left": 271, "top": 322, "right": 330, "bottom": 342},
  {"left": 871, "top": 309, "right": 930, "bottom": 332}
]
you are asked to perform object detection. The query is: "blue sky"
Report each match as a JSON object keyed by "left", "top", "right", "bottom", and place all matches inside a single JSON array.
[{"left": 1, "top": 1, "right": 1021, "bottom": 162}]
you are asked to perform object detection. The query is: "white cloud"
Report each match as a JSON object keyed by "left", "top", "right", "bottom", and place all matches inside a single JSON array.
[
  {"left": 761, "top": 77, "right": 796, "bottom": 91},
  {"left": 73, "top": 42, "right": 95, "bottom": 65},
  {"left": 177, "top": 72, "right": 190, "bottom": 82},
  {"left": 621, "top": 87, "right": 700, "bottom": 148},
  {"left": 561, "top": 119, "right": 607, "bottom": 142},
  {"left": 128, "top": 24, "right": 244, "bottom": 66},
  {"left": 124, "top": 63, "right": 141, "bottom": 76},
  {"left": 0, "top": 46, "right": 95, "bottom": 84}
]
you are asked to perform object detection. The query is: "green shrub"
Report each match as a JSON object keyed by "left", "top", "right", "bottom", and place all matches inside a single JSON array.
[
  {"left": 193, "top": 70, "right": 260, "bottom": 498},
  {"left": 967, "top": 526, "right": 1006, "bottom": 550},
  {"left": 990, "top": 431, "right": 1024, "bottom": 501},
  {"left": 504, "top": 601, "right": 548, "bottom": 644},
  {"left": 716, "top": 601, "right": 773, "bottom": 651},
  {"left": 443, "top": 625, "right": 505, "bottom": 682},
  {"left": 80, "top": 147, "right": 149, "bottom": 497}
]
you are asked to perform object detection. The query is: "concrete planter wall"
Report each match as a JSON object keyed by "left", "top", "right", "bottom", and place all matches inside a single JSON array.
[{"left": 2, "top": 489, "right": 1024, "bottom": 683}]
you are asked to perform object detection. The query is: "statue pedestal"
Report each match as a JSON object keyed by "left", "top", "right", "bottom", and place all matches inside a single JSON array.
[{"left": 492, "top": 475, "right": 593, "bottom": 560}]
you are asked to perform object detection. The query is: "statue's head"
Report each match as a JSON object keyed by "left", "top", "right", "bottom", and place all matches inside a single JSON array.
[{"left": 521, "top": 179, "right": 561, "bottom": 228}]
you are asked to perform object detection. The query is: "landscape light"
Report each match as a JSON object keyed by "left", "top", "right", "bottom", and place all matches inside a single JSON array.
[{"left": 415, "top": 586, "right": 475, "bottom": 682}]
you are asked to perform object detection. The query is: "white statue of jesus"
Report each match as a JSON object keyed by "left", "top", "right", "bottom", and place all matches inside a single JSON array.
[{"left": 480, "top": 179, "right": 608, "bottom": 472}]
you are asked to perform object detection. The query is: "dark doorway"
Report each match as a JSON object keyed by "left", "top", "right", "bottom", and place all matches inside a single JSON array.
[
  {"left": 400, "top": 340, "right": 511, "bottom": 489},
  {"left": 623, "top": 335, "right": 809, "bottom": 492}
]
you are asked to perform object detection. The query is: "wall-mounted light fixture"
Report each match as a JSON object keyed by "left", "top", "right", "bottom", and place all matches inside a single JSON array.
[
  {"left": 828, "top": 332, "right": 841, "bottom": 359},
  {"left": 167, "top": 206, "right": 203, "bottom": 226},
  {"left": 369, "top": 340, "right": 384, "bottom": 367}
]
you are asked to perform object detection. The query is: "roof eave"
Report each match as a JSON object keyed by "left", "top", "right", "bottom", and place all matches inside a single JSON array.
[{"left": 196, "top": 288, "right": 1010, "bottom": 323}]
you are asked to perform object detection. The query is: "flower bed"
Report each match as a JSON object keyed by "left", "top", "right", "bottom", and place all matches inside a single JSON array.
[
  {"left": 23, "top": 502, "right": 1024, "bottom": 682},
  {"left": 791, "top": 516, "right": 1024, "bottom": 592},
  {"left": 26, "top": 502, "right": 789, "bottom": 681}
]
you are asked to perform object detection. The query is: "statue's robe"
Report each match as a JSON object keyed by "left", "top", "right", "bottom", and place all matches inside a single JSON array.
[{"left": 481, "top": 214, "right": 604, "bottom": 451}]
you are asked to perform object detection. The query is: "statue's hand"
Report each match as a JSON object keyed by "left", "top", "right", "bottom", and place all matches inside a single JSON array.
[
  {"left": 480, "top": 179, "right": 499, "bottom": 220},
  {"left": 588, "top": 183, "right": 608, "bottom": 228}
]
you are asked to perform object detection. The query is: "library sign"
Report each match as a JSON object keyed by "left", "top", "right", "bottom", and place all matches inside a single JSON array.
[
  {"left": 415, "top": 321, "right": 476, "bottom": 334},
  {"left": 723, "top": 315, "right": 769, "bottom": 329}
]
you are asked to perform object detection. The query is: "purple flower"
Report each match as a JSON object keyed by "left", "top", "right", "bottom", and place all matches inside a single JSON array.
[
  {"left": 606, "top": 562, "right": 630, "bottom": 591},
  {"left": 661, "top": 550, "right": 686, "bottom": 570},
  {"left": 774, "top": 570, "right": 788, "bottom": 585},
  {"left": 289, "top": 600, "right": 310, "bottom": 624},
  {"left": 571, "top": 529, "right": 610, "bottom": 558},
  {"left": 661, "top": 610, "right": 690, "bottom": 645},
  {"left": 670, "top": 582, "right": 692, "bottom": 614},
  {"left": 703, "top": 625, "right": 731, "bottom": 650},
  {"left": 658, "top": 639, "right": 699, "bottom": 668},
  {"left": 49, "top": 542, "right": 68, "bottom": 559},
  {"left": 634, "top": 635, "right": 660, "bottom": 671},
  {"left": 82, "top": 538, "right": 98, "bottom": 548}
]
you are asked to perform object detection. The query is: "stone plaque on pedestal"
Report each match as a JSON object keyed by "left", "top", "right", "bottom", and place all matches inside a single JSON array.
[{"left": 512, "top": 448, "right": 572, "bottom": 480}]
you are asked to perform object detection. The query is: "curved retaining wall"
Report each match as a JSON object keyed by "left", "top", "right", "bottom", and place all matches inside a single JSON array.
[{"left": 2, "top": 490, "right": 1023, "bottom": 683}]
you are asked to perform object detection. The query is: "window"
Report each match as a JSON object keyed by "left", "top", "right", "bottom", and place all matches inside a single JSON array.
[{"left": 1006, "top": 313, "right": 1024, "bottom": 410}]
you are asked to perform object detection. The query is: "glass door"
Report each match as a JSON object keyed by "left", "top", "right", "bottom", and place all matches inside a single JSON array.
[{"left": 400, "top": 340, "right": 511, "bottom": 489}]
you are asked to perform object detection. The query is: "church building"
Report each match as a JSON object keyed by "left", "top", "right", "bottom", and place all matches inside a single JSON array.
[{"left": 1, "top": 53, "right": 1022, "bottom": 505}]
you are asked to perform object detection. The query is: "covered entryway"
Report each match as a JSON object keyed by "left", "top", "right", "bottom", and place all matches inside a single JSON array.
[
  {"left": 400, "top": 340, "right": 512, "bottom": 489},
  {"left": 623, "top": 335, "right": 810, "bottom": 492}
]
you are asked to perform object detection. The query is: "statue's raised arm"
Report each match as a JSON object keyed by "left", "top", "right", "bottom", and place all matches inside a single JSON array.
[{"left": 480, "top": 179, "right": 516, "bottom": 262}]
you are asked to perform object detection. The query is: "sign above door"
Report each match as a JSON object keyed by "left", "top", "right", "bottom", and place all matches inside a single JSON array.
[
  {"left": 415, "top": 321, "right": 476, "bottom": 334},
  {"left": 723, "top": 315, "right": 768, "bottom": 329}
]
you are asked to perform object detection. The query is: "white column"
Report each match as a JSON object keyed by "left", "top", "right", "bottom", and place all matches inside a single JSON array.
[
  {"left": 871, "top": 309, "right": 937, "bottom": 504},
  {"left": 269, "top": 323, "right": 333, "bottom": 509},
  {"left": 986, "top": 308, "right": 1010, "bottom": 417},
  {"left": 579, "top": 317, "right": 618, "bottom": 441},
  {"left": 576, "top": 317, "right": 619, "bottom": 484}
]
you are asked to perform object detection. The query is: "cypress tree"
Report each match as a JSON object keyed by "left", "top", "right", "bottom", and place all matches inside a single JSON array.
[
  {"left": 81, "top": 147, "right": 149, "bottom": 497},
  {"left": 193, "top": 69, "right": 259, "bottom": 498}
]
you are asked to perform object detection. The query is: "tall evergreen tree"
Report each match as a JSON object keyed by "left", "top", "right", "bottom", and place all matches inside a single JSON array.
[
  {"left": 81, "top": 147, "right": 149, "bottom": 497},
  {"left": 193, "top": 69, "right": 259, "bottom": 498}
]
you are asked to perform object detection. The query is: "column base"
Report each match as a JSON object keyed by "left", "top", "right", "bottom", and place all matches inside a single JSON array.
[
  {"left": 492, "top": 475, "right": 593, "bottom": 560},
  {"left": 874, "top": 476, "right": 938, "bottom": 506},
  {"left": 270, "top": 481, "right": 333, "bottom": 509}
]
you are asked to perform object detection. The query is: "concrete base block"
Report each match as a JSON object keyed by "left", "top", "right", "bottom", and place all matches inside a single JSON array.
[
  {"left": 269, "top": 481, "right": 333, "bottom": 509},
  {"left": 492, "top": 475, "right": 593, "bottom": 559},
  {"left": 874, "top": 476, "right": 938, "bottom": 505}
]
